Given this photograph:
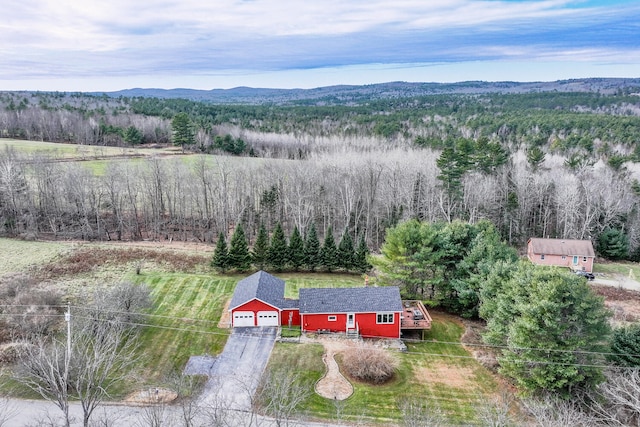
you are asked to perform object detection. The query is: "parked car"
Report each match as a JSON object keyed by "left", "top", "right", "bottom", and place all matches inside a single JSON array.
[{"left": 575, "top": 270, "right": 595, "bottom": 281}]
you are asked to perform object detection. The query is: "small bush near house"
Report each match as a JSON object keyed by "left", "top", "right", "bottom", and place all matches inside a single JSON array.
[{"left": 342, "top": 344, "right": 398, "bottom": 385}]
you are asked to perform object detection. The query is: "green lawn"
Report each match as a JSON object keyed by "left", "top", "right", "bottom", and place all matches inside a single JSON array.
[
  {"left": 266, "top": 312, "right": 499, "bottom": 425},
  {"left": 132, "top": 272, "right": 236, "bottom": 379},
  {"left": 0, "top": 238, "right": 72, "bottom": 275},
  {"left": 594, "top": 260, "right": 640, "bottom": 279}
]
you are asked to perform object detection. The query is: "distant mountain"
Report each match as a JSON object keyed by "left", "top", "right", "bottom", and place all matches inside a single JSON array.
[{"left": 99, "top": 78, "right": 640, "bottom": 105}]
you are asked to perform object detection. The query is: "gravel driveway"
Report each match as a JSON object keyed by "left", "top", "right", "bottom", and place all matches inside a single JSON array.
[{"left": 200, "top": 326, "right": 277, "bottom": 411}]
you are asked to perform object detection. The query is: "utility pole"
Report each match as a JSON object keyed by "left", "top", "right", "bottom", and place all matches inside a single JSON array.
[
  {"left": 63, "top": 302, "right": 71, "bottom": 426},
  {"left": 65, "top": 302, "right": 71, "bottom": 362}
]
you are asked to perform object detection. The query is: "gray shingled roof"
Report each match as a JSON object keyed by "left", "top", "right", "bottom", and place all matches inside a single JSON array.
[
  {"left": 299, "top": 287, "right": 402, "bottom": 314},
  {"left": 529, "top": 238, "right": 595, "bottom": 257},
  {"left": 229, "top": 271, "right": 286, "bottom": 310}
]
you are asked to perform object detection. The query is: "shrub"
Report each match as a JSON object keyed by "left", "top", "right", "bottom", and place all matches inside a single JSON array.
[{"left": 341, "top": 344, "right": 398, "bottom": 384}]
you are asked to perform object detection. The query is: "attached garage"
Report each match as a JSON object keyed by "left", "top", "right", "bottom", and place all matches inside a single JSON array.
[
  {"left": 233, "top": 311, "right": 255, "bottom": 327},
  {"left": 229, "top": 271, "right": 286, "bottom": 328},
  {"left": 257, "top": 311, "right": 279, "bottom": 326}
]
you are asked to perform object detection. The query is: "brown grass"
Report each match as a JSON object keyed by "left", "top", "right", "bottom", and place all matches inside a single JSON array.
[
  {"left": 36, "top": 247, "right": 209, "bottom": 279},
  {"left": 414, "top": 364, "right": 475, "bottom": 388}
]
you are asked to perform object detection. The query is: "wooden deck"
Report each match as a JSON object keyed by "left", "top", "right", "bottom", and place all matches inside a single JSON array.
[{"left": 400, "top": 300, "right": 432, "bottom": 330}]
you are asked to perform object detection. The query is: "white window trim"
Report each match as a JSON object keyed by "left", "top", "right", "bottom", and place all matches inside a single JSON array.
[
  {"left": 376, "top": 313, "right": 394, "bottom": 324},
  {"left": 328, "top": 315, "right": 337, "bottom": 321}
]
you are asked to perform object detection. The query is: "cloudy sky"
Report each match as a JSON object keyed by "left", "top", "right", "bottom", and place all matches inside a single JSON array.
[{"left": 1, "top": 0, "right": 639, "bottom": 91}]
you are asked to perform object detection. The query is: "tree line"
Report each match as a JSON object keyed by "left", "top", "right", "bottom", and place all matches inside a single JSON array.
[
  {"left": 211, "top": 222, "right": 371, "bottom": 274},
  {"left": 1, "top": 141, "right": 639, "bottom": 256}
]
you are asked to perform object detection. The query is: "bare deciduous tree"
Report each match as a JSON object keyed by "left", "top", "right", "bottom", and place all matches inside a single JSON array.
[
  {"left": 522, "top": 394, "right": 598, "bottom": 427},
  {"left": 256, "top": 367, "right": 311, "bottom": 427},
  {"left": 397, "top": 397, "right": 445, "bottom": 427},
  {"left": 16, "top": 285, "right": 147, "bottom": 427}
]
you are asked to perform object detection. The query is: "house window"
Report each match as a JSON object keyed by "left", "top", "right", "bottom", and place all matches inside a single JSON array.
[
  {"left": 328, "top": 315, "right": 337, "bottom": 322},
  {"left": 561, "top": 255, "right": 566, "bottom": 260},
  {"left": 540, "top": 254, "right": 545, "bottom": 260},
  {"left": 377, "top": 313, "right": 394, "bottom": 324}
]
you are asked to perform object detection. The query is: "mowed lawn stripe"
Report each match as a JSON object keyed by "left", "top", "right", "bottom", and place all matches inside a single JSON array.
[{"left": 134, "top": 273, "right": 234, "bottom": 378}]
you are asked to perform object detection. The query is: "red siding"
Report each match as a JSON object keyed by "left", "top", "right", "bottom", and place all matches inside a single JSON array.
[
  {"left": 281, "top": 309, "right": 300, "bottom": 326},
  {"left": 302, "top": 313, "right": 347, "bottom": 333},
  {"left": 302, "top": 312, "right": 400, "bottom": 339},
  {"left": 231, "top": 299, "right": 279, "bottom": 327}
]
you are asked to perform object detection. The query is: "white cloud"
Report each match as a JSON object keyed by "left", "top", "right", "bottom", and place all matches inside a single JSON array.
[{"left": 1, "top": 0, "right": 639, "bottom": 89}]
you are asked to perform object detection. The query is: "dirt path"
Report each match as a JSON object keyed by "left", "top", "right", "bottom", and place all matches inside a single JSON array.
[{"left": 310, "top": 336, "right": 354, "bottom": 400}]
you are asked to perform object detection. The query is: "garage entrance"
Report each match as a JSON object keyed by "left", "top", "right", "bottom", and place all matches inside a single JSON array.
[
  {"left": 233, "top": 311, "right": 255, "bottom": 327},
  {"left": 257, "top": 311, "right": 279, "bottom": 326}
]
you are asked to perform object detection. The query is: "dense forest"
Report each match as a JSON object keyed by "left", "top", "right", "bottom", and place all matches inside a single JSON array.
[{"left": 1, "top": 82, "right": 640, "bottom": 256}]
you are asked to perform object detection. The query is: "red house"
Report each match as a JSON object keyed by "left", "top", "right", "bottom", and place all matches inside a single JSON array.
[
  {"left": 299, "top": 287, "right": 403, "bottom": 339},
  {"left": 228, "top": 272, "right": 404, "bottom": 338},
  {"left": 229, "top": 271, "right": 300, "bottom": 327},
  {"left": 527, "top": 238, "right": 595, "bottom": 273}
]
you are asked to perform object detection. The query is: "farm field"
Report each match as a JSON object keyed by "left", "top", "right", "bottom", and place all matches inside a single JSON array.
[{"left": 0, "top": 137, "right": 178, "bottom": 158}]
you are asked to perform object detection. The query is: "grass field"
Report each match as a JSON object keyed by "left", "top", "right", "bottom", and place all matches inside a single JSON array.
[
  {"left": 0, "top": 238, "right": 72, "bottom": 275},
  {"left": 133, "top": 272, "right": 235, "bottom": 379},
  {"left": 594, "top": 260, "right": 640, "bottom": 279},
  {"left": 266, "top": 312, "right": 499, "bottom": 425},
  {"left": 0, "top": 138, "right": 177, "bottom": 158}
]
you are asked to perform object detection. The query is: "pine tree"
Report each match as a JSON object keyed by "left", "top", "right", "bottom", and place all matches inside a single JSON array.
[
  {"left": 252, "top": 224, "right": 269, "bottom": 270},
  {"left": 320, "top": 226, "right": 338, "bottom": 272},
  {"left": 228, "top": 224, "right": 252, "bottom": 272},
  {"left": 304, "top": 223, "right": 321, "bottom": 272},
  {"left": 171, "top": 112, "right": 195, "bottom": 152},
  {"left": 288, "top": 226, "right": 305, "bottom": 271},
  {"left": 354, "top": 234, "right": 372, "bottom": 274},
  {"left": 337, "top": 229, "right": 356, "bottom": 271},
  {"left": 608, "top": 324, "right": 640, "bottom": 367},
  {"left": 268, "top": 222, "right": 289, "bottom": 272},
  {"left": 211, "top": 232, "right": 229, "bottom": 272}
]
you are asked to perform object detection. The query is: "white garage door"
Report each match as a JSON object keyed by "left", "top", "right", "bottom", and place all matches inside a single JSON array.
[
  {"left": 233, "top": 311, "right": 255, "bottom": 327},
  {"left": 257, "top": 311, "right": 279, "bottom": 326}
]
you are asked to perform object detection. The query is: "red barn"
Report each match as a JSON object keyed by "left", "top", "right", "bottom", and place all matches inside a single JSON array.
[
  {"left": 527, "top": 238, "right": 595, "bottom": 273},
  {"left": 229, "top": 271, "right": 300, "bottom": 327},
  {"left": 299, "top": 287, "right": 403, "bottom": 339}
]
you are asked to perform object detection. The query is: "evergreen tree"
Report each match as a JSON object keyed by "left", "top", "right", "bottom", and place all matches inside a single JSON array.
[
  {"left": 171, "top": 112, "right": 195, "bottom": 151},
  {"left": 123, "top": 126, "right": 143, "bottom": 145},
  {"left": 211, "top": 232, "right": 229, "bottom": 272},
  {"left": 354, "top": 234, "right": 372, "bottom": 274},
  {"left": 337, "top": 229, "right": 356, "bottom": 271},
  {"left": 608, "top": 324, "right": 640, "bottom": 367},
  {"left": 597, "top": 228, "right": 629, "bottom": 260},
  {"left": 268, "top": 222, "right": 289, "bottom": 272},
  {"left": 252, "top": 224, "right": 269, "bottom": 270},
  {"left": 482, "top": 262, "right": 611, "bottom": 395},
  {"left": 526, "top": 146, "right": 546, "bottom": 171},
  {"left": 288, "top": 226, "right": 305, "bottom": 271},
  {"left": 304, "top": 223, "right": 321, "bottom": 272},
  {"left": 320, "top": 226, "right": 338, "bottom": 272},
  {"left": 228, "top": 224, "right": 251, "bottom": 272}
]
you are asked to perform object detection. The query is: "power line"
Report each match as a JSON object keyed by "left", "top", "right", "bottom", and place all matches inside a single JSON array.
[{"left": 4, "top": 304, "right": 640, "bottom": 368}]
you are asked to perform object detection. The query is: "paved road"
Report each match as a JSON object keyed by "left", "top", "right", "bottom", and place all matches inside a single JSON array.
[
  {"left": 200, "top": 326, "right": 278, "bottom": 411},
  {"left": 4, "top": 398, "right": 348, "bottom": 426}
]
